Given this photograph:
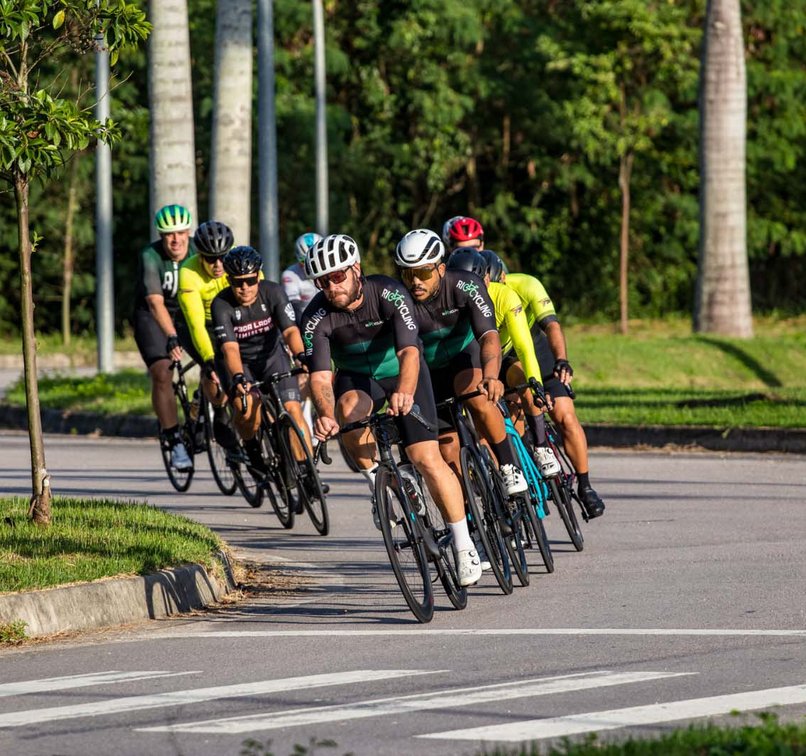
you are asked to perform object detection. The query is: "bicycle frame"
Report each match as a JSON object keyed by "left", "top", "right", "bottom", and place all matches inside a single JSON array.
[{"left": 502, "top": 412, "right": 549, "bottom": 519}]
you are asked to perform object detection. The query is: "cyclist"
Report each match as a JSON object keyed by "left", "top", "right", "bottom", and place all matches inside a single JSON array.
[
  {"left": 394, "top": 229, "right": 526, "bottom": 497},
  {"left": 177, "top": 220, "right": 239, "bottom": 448},
  {"left": 211, "top": 246, "right": 312, "bottom": 477},
  {"left": 485, "top": 251, "right": 606, "bottom": 519},
  {"left": 282, "top": 232, "right": 322, "bottom": 321},
  {"left": 300, "top": 234, "right": 482, "bottom": 587},
  {"left": 444, "top": 215, "right": 484, "bottom": 256},
  {"left": 133, "top": 203, "right": 194, "bottom": 471}
]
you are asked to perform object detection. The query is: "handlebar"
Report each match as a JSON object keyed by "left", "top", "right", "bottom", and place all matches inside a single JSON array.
[{"left": 339, "top": 404, "right": 435, "bottom": 436}]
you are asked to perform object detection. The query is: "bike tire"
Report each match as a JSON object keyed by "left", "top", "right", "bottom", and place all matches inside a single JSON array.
[
  {"left": 160, "top": 430, "right": 194, "bottom": 492},
  {"left": 203, "top": 401, "right": 237, "bottom": 496},
  {"left": 376, "top": 466, "right": 434, "bottom": 623},
  {"left": 549, "top": 477, "right": 584, "bottom": 551},
  {"left": 280, "top": 416, "right": 329, "bottom": 536},
  {"left": 460, "top": 447, "right": 513, "bottom": 595},
  {"left": 524, "top": 492, "right": 555, "bottom": 574},
  {"left": 504, "top": 502, "right": 531, "bottom": 587},
  {"left": 260, "top": 421, "right": 294, "bottom": 529}
]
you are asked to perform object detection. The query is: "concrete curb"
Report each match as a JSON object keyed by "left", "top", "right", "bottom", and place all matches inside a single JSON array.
[{"left": 0, "top": 553, "right": 237, "bottom": 639}]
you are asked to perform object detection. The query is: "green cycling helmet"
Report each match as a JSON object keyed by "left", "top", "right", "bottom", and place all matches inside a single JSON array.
[{"left": 154, "top": 204, "right": 192, "bottom": 234}]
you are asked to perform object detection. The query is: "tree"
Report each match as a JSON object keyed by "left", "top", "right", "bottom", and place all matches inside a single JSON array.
[
  {"left": 209, "top": 0, "right": 252, "bottom": 244},
  {"left": 0, "top": 0, "right": 150, "bottom": 524},
  {"left": 694, "top": 0, "right": 753, "bottom": 337},
  {"left": 147, "top": 0, "right": 197, "bottom": 226}
]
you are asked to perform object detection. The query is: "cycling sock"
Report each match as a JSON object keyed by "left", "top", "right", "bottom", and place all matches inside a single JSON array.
[
  {"left": 577, "top": 472, "right": 590, "bottom": 490},
  {"left": 449, "top": 518, "right": 475, "bottom": 552},
  {"left": 491, "top": 439, "right": 518, "bottom": 468},
  {"left": 360, "top": 463, "right": 379, "bottom": 494},
  {"left": 525, "top": 413, "right": 547, "bottom": 445}
]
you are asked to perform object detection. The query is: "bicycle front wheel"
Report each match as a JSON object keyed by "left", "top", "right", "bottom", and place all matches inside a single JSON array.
[
  {"left": 419, "top": 489, "right": 468, "bottom": 611},
  {"left": 160, "top": 424, "right": 194, "bottom": 493},
  {"left": 260, "top": 421, "right": 294, "bottom": 529},
  {"left": 503, "top": 501, "right": 531, "bottom": 587},
  {"left": 203, "top": 401, "right": 237, "bottom": 496},
  {"left": 524, "top": 492, "right": 555, "bottom": 574},
  {"left": 376, "top": 466, "right": 433, "bottom": 623},
  {"left": 549, "top": 477, "right": 584, "bottom": 551},
  {"left": 279, "top": 416, "right": 329, "bottom": 536}
]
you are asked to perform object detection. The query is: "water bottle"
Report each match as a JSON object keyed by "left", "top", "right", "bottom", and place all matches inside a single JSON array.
[{"left": 188, "top": 389, "right": 200, "bottom": 422}]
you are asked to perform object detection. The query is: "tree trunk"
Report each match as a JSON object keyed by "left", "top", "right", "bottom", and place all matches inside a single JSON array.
[
  {"left": 618, "top": 150, "right": 634, "bottom": 335},
  {"left": 15, "top": 173, "right": 52, "bottom": 525},
  {"left": 62, "top": 155, "right": 80, "bottom": 347},
  {"left": 147, "top": 0, "right": 198, "bottom": 228},
  {"left": 209, "top": 0, "right": 253, "bottom": 245},
  {"left": 694, "top": 0, "right": 753, "bottom": 337}
]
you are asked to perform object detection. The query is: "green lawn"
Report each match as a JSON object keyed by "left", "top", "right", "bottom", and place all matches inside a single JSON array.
[{"left": 0, "top": 496, "right": 224, "bottom": 594}]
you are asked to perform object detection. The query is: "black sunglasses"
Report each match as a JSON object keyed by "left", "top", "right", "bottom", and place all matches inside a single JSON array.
[{"left": 232, "top": 275, "right": 260, "bottom": 288}]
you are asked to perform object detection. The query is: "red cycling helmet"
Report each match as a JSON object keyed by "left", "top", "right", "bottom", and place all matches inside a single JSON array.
[{"left": 447, "top": 216, "right": 484, "bottom": 246}]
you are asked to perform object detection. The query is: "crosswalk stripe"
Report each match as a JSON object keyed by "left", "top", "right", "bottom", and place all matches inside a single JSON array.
[
  {"left": 0, "top": 671, "right": 198, "bottom": 698},
  {"left": 421, "top": 683, "right": 806, "bottom": 742},
  {"left": 0, "top": 669, "right": 435, "bottom": 729},
  {"left": 139, "top": 670, "right": 689, "bottom": 734}
]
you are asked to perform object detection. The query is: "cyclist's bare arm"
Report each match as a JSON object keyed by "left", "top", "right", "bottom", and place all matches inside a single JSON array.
[
  {"left": 388, "top": 345, "right": 419, "bottom": 416},
  {"left": 282, "top": 325, "right": 306, "bottom": 361},
  {"left": 478, "top": 329, "right": 504, "bottom": 402},
  {"left": 145, "top": 293, "right": 182, "bottom": 361},
  {"left": 310, "top": 370, "right": 338, "bottom": 440}
]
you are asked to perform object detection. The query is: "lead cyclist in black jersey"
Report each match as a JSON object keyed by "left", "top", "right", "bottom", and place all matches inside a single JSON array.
[
  {"left": 394, "top": 229, "right": 527, "bottom": 497},
  {"left": 300, "top": 234, "right": 482, "bottom": 587}
]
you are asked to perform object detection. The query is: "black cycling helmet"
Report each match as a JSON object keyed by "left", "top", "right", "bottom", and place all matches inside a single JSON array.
[
  {"left": 481, "top": 250, "right": 505, "bottom": 283},
  {"left": 445, "top": 249, "right": 487, "bottom": 278},
  {"left": 223, "top": 246, "right": 263, "bottom": 277},
  {"left": 193, "top": 221, "right": 234, "bottom": 259}
]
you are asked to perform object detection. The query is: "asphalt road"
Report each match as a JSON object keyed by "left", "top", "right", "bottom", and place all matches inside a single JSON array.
[{"left": 1, "top": 431, "right": 805, "bottom": 756}]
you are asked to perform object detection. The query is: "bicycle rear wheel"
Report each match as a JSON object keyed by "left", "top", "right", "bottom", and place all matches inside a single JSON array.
[
  {"left": 260, "top": 421, "right": 294, "bottom": 528},
  {"left": 460, "top": 447, "right": 512, "bottom": 595},
  {"left": 503, "top": 500, "right": 531, "bottom": 587},
  {"left": 524, "top": 492, "right": 555, "bottom": 574},
  {"left": 549, "top": 477, "right": 584, "bottom": 551},
  {"left": 376, "top": 466, "right": 433, "bottom": 623},
  {"left": 203, "top": 401, "right": 237, "bottom": 496},
  {"left": 279, "top": 416, "right": 329, "bottom": 536}
]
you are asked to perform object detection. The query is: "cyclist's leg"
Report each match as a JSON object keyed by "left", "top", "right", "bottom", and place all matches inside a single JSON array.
[
  {"left": 135, "top": 309, "right": 179, "bottom": 431},
  {"left": 334, "top": 372, "right": 386, "bottom": 486}
]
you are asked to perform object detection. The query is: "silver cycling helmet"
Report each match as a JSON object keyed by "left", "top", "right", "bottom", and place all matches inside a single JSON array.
[
  {"left": 294, "top": 232, "right": 323, "bottom": 264},
  {"left": 304, "top": 234, "right": 361, "bottom": 279}
]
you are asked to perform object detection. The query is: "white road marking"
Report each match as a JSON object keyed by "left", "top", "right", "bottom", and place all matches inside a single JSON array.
[
  {"left": 422, "top": 683, "right": 806, "bottom": 742},
  {"left": 154, "top": 627, "right": 806, "bottom": 639},
  {"left": 0, "top": 669, "right": 435, "bottom": 729},
  {"left": 139, "top": 670, "right": 689, "bottom": 734},
  {"left": 0, "top": 671, "right": 198, "bottom": 698}
]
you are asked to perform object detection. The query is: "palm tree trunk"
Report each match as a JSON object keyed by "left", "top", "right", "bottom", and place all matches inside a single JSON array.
[
  {"left": 147, "top": 0, "right": 198, "bottom": 226},
  {"left": 15, "top": 173, "right": 52, "bottom": 525},
  {"left": 694, "top": 0, "right": 753, "bottom": 337},
  {"left": 209, "top": 0, "right": 253, "bottom": 245}
]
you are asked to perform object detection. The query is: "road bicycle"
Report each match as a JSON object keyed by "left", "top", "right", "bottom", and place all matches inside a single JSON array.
[
  {"left": 248, "top": 367, "right": 330, "bottom": 535},
  {"left": 160, "top": 360, "right": 238, "bottom": 496},
  {"left": 339, "top": 408, "right": 467, "bottom": 623},
  {"left": 436, "top": 390, "right": 513, "bottom": 595}
]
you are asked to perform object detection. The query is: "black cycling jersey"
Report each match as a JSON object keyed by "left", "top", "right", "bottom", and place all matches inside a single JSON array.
[
  {"left": 211, "top": 280, "right": 297, "bottom": 366},
  {"left": 301, "top": 275, "right": 421, "bottom": 379},
  {"left": 133, "top": 241, "right": 188, "bottom": 315},
  {"left": 411, "top": 269, "right": 497, "bottom": 369}
]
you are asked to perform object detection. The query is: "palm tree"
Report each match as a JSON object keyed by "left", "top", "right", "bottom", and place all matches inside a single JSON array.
[
  {"left": 209, "top": 0, "right": 253, "bottom": 244},
  {"left": 694, "top": 0, "right": 753, "bottom": 337},
  {"left": 147, "top": 0, "right": 198, "bottom": 226}
]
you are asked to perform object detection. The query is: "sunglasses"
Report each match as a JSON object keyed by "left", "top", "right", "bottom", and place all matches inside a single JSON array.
[
  {"left": 202, "top": 255, "right": 226, "bottom": 264},
  {"left": 315, "top": 269, "right": 350, "bottom": 289},
  {"left": 400, "top": 265, "right": 437, "bottom": 283},
  {"left": 232, "top": 275, "right": 259, "bottom": 288}
]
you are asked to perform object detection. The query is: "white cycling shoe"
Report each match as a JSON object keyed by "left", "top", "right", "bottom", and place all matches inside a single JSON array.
[
  {"left": 500, "top": 464, "right": 528, "bottom": 495},
  {"left": 535, "top": 446, "right": 561, "bottom": 477},
  {"left": 170, "top": 442, "right": 193, "bottom": 472},
  {"left": 457, "top": 549, "right": 482, "bottom": 587}
]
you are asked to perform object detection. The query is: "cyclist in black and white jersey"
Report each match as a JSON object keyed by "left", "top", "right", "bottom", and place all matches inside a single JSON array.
[
  {"left": 394, "top": 229, "right": 527, "bottom": 497},
  {"left": 300, "top": 234, "right": 482, "bottom": 587}
]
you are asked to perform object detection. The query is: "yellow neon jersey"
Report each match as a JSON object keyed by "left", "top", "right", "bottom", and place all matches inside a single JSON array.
[
  {"left": 504, "top": 272, "right": 557, "bottom": 329},
  {"left": 487, "top": 281, "right": 542, "bottom": 385},
  {"left": 178, "top": 255, "right": 231, "bottom": 362}
]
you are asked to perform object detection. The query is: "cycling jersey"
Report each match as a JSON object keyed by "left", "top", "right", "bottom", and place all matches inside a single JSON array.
[
  {"left": 411, "top": 270, "right": 497, "bottom": 369},
  {"left": 487, "top": 281, "right": 542, "bottom": 384},
  {"left": 504, "top": 272, "right": 560, "bottom": 377},
  {"left": 301, "top": 275, "right": 420, "bottom": 379},
  {"left": 281, "top": 263, "right": 317, "bottom": 318},
  {"left": 177, "top": 255, "right": 231, "bottom": 363},
  {"left": 134, "top": 241, "right": 188, "bottom": 316},
  {"left": 211, "top": 280, "right": 297, "bottom": 367}
]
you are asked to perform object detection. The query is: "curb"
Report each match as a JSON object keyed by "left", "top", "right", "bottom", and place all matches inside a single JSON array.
[
  {"left": 0, "top": 404, "right": 155, "bottom": 438},
  {"left": 0, "top": 552, "right": 237, "bottom": 640}
]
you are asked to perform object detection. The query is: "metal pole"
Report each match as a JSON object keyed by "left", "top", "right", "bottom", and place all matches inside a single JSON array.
[
  {"left": 257, "top": 0, "right": 280, "bottom": 281},
  {"left": 95, "top": 25, "right": 115, "bottom": 373},
  {"left": 312, "top": 0, "right": 328, "bottom": 236}
]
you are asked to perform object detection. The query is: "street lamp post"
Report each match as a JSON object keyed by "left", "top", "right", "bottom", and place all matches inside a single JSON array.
[{"left": 313, "top": 0, "right": 328, "bottom": 236}]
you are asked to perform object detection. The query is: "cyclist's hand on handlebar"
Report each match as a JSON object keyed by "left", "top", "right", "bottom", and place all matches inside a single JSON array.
[
  {"left": 553, "top": 358, "right": 574, "bottom": 386},
  {"left": 387, "top": 391, "right": 415, "bottom": 416},
  {"left": 293, "top": 352, "right": 309, "bottom": 374},
  {"left": 165, "top": 334, "right": 183, "bottom": 362},
  {"left": 478, "top": 377, "right": 504, "bottom": 403},
  {"left": 314, "top": 415, "right": 339, "bottom": 442}
]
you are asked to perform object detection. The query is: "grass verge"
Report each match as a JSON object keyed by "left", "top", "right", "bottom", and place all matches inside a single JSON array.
[{"left": 0, "top": 496, "right": 224, "bottom": 594}]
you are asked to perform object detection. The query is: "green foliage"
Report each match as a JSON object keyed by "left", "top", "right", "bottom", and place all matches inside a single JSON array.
[{"left": 0, "top": 619, "right": 28, "bottom": 645}]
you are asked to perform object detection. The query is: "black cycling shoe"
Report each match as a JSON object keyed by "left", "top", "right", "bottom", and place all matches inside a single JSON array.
[{"left": 578, "top": 486, "right": 605, "bottom": 519}]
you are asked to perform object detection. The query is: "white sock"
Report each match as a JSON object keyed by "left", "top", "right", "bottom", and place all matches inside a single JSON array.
[
  {"left": 360, "top": 464, "right": 379, "bottom": 494},
  {"left": 449, "top": 518, "right": 475, "bottom": 552},
  {"left": 302, "top": 398, "right": 314, "bottom": 434}
]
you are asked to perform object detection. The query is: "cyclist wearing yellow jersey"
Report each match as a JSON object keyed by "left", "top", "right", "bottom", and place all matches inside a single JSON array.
[{"left": 177, "top": 220, "right": 237, "bottom": 447}]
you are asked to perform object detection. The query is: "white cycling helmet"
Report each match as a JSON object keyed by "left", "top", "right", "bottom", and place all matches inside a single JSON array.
[
  {"left": 304, "top": 234, "right": 361, "bottom": 279},
  {"left": 394, "top": 229, "right": 444, "bottom": 268},
  {"left": 441, "top": 215, "right": 465, "bottom": 247},
  {"left": 294, "top": 232, "right": 323, "bottom": 264}
]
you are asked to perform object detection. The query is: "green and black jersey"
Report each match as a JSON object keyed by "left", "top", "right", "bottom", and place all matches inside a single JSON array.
[{"left": 134, "top": 241, "right": 187, "bottom": 316}]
